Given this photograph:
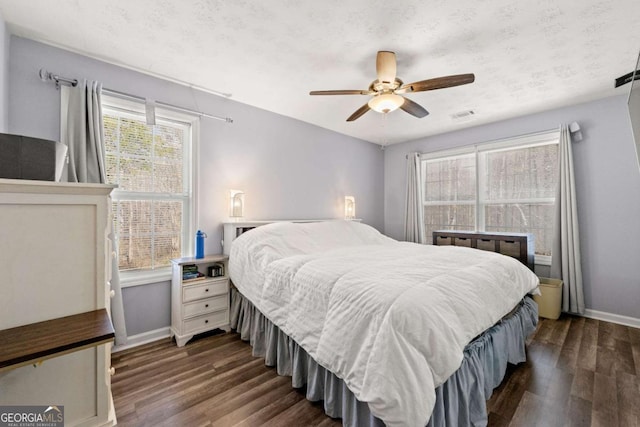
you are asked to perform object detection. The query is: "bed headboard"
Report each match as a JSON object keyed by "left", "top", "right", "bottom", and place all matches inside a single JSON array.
[{"left": 221, "top": 219, "right": 359, "bottom": 255}]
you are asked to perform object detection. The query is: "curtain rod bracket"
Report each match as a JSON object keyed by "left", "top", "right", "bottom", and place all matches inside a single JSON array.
[{"left": 39, "top": 68, "right": 78, "bottom": 90}]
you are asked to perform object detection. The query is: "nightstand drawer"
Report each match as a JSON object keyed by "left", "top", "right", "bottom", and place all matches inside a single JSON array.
[
  {"left": 183, "top": 295, "right": 228, "bottom": 319},
  {"left": 183, "top": 280, "right": 228, "bottom": 302},
  {"left": 183, "top": 310, "right": 229, "bottom": 334}
]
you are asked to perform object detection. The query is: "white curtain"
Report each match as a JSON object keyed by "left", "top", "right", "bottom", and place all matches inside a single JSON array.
[
  {"left": 550, "top": 125, "right": 585, "bottom": 314},
  {"left": 62, "top": 81, "right": 128, "bottom": 345},
  {"left": 404, "top": 152, "right": 425, "bottom": 243}
]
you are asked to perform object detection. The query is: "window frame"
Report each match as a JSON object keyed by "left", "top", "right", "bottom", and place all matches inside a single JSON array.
[
  {"left": 102, "top": 95, "right": 199, "bottom": 287},
  {"left": 421, "top": 130, "right": 560, "bottom": 265}
]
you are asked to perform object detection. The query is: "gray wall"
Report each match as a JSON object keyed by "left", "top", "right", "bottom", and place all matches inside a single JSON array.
[
  {"left": 0, "top": 12, "right": 9, "bottom": 132},
  {"left": 384, "top": 95, "right": 640, "bottom": 319},
  {"left": 122, "top": 281, "right": 171, "bottom": 336},
  {"left": 8, "top": 36, "right": 384, "bottom": 337}
]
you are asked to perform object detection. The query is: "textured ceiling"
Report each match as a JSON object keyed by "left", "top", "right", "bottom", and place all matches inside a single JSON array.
[{"left": 1, "top": 0, "right": 639, "bottom": 145}]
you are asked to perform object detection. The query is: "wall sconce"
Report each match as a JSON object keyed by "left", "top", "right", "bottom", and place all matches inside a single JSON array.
[
  {"left": 229, "top": 190, "right": 245, "bottom": 218},
  {"left": 344, "top": 196, "right": 355, "bottom": 220}
]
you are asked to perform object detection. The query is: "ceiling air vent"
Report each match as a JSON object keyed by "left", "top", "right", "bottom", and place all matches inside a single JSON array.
[{"left": 450, "top": 110, "right": 476, "bottom": 121}]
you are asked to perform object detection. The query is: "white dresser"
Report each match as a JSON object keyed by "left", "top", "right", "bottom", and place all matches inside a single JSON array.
[
  {"left": 171, "top": 254, "right": 230, "bottom": 347},
  {"left": 0, "top": 179, "right": 116, "bottom": 427}
]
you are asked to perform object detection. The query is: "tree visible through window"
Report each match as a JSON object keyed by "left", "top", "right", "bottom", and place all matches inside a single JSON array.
[
  {"left": 103, "top": 100, "right": 193, "bottom": 271},
  {"left": 424, "top": 153, "right": 476, "bottom": 235},
  {"left": 422, "top": 134, "right": 559, "bottom": 259},
  {"left": 480, "top": 143, "right": 558, "bottom": 256}
]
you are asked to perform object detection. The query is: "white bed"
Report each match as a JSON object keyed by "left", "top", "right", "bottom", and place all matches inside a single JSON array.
[{"left": 229, "top": 220, "right": 539, "bottom": 426}]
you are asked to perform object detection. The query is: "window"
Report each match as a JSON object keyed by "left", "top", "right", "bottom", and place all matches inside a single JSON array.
[
  {"left": 424, "top": 152, "right": 476, "bottom": 234},
  {"left": 103, "top": 96, "right": 196, "bottom": 274},
  {"left": 422, "top": 132, "right": 559, "bottom": 263}
]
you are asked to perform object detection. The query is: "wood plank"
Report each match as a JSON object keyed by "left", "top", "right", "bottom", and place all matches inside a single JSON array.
[
  {"left": 595, "top": 345, "right": 620, "bottom": 377},
  {"left": 591, "top": 408, "right": 621, "bottom": 427},
  {"left": 545, "top": 368, "right": 573, "bottom": 407},
  {"left": 556, "top": 316, "right": 584, "bottom": 372},
  {"left": 592, "top": 372, "right": 619, "bottom": 426},
  {"left": 0, "top": 308, "right": 114, "bottom": 371},
  {"left": 487, "top": 362, "right": 531, "bottom": 420},
  {"left": 613, "top": 338, "right": 637, "bottom": 375},
  {"left": 617, "top": 371, "right": 640, "bottom": 427},
  {"left": 508, "top": 391, "right": 545, "bottom": 427},
  {"left": 487, "top": 411, "right": 510, "bottom": 427},
  {"left": 110, "top": 320, "right": 640, "bottom": 427},
  {"left": 576, "top": 318, "right": 598, "bottom": 372},
  {"left": 597, "top": 320, "right": 620, "bottom": 349},
  {"left": 209, "top": 378, "right": 296, "bottom": 426},
  {"left": 570, "top": 367, "right": 594, "bottom": 402},
  {"left": 596, "top": 339, "right": 635, "bottom": 377},
  {"left": 159, "top": 373, "right": 293, "bottom": 426},
  {"left": 564, "top": 396, "right": 591, "bottom": 427},
  {"left": 633, "top": 343, "right": 640, "bottom": 376},
  {"left": 533, "top": 318, "right": 556, "bottom": 342},
  {"left": 232, "top": 389, "right": 307, "bottom": 427},
  {"left": 547, "top": 316, "right": 571, "bottom": 346},
  {"left": 259, "top": 397, "right": 328, "bottom": 427},
  {"left": 134, "top": 359, "right": 270, "bottom": 424}
]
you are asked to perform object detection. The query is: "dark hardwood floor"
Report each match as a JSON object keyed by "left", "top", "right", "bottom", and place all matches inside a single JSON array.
[{"left": 111, "top": 315, "right": 640, "bottom": 426}]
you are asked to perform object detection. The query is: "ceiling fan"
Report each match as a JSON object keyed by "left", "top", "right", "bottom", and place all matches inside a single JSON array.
[{"left": 310, "top": 51, "right": 475, "bottom": 122}]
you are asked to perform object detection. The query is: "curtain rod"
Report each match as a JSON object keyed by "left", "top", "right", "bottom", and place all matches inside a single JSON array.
[
  {"left": 102, "top": 88, "right": 232, "bottom": 123},
  {"left": 404, "top": 125, "right": 581, "bottom": 159},
  {"left": 38, "top": 68, "right": 233, "bottom": 123}
]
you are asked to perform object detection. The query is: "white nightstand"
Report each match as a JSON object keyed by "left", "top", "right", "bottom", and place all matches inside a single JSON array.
[{"left": 170, "top": 254, "right": 230, "bottom": 347}]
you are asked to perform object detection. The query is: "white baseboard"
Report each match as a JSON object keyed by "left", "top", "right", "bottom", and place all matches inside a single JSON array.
[
  {"left": 111, "top": 327, "right": 172, "bottom": 353},
  {"left": 582, "top": 309, "right": 640, "bottom": 329}
]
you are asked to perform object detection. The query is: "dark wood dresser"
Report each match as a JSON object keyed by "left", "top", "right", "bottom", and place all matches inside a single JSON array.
[{"left": 432, "top": 230, "right": 535, "bottom": 270}]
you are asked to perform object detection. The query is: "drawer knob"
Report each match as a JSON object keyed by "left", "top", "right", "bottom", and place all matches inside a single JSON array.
[
  {"left": 205, "top": 304, "right": 209, "bottom": 308},
  {"left": 205, "top": 288, "right": 209, "bottom": 292},
  {"left": 205, "top": 320, "right": 209, "bottom": 324}
]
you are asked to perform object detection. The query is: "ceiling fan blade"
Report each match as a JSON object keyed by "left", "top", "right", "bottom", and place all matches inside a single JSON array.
[
  {"left": 309, "top": 90, "right": 372, "bottom": 95},
  {"left": 397, "top": 73, "right": 475, "bottom": 94},
  {"left": 376, "top": 51, "right": 397, "bottom": 85},
  {"left": 400, "top": 97, "right": 429, "bottom": 118},
  {"left": 346, "top": 103, "right": 371, "bottom": 121}
]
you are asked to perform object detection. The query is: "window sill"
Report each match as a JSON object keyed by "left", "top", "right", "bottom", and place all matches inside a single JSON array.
[{"left": 119, "top": 268, "right": 172, "bottom": 288}]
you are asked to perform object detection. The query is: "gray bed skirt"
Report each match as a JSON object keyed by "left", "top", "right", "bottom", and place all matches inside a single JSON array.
[{"left": 230, "top": 288, "right": 538, "bottom": 427}]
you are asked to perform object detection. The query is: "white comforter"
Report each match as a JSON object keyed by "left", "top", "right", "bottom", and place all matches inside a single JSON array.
[{"left": 229, "top": 221, "right": 539, "bottom": 427}]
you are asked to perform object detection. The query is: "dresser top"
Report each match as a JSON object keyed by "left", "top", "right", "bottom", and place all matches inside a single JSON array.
[{"left": 0, "top": 178, "right": 116, "bottom": 195}]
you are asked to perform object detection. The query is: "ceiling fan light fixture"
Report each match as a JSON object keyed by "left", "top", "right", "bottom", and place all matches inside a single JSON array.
[{"left": 368, "top": 93, "right": 404, "bottom": 114}]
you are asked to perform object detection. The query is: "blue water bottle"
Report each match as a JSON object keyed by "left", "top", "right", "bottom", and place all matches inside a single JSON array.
[{"left": 195, "top": 230, "right": 206, "bottom": 259}]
